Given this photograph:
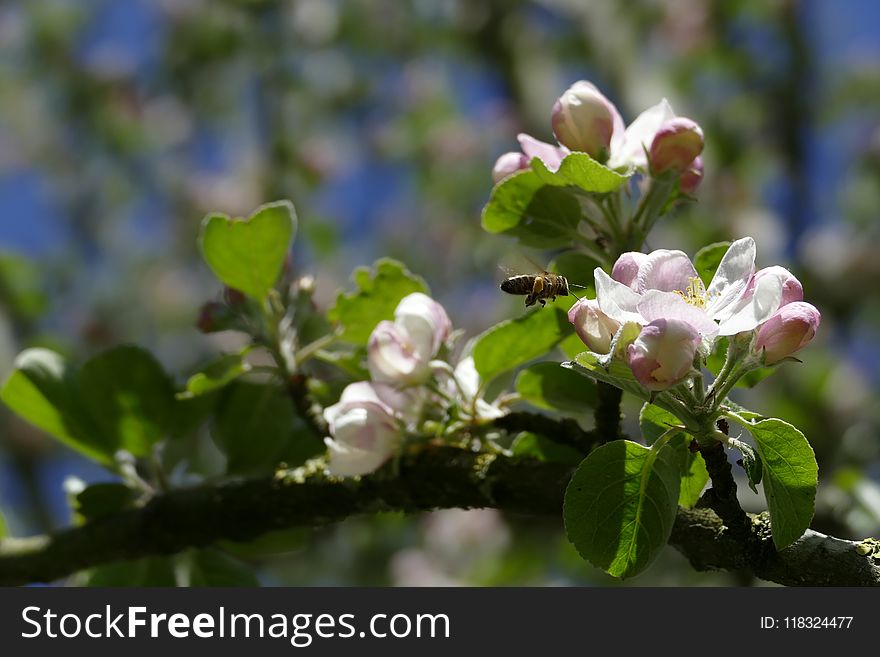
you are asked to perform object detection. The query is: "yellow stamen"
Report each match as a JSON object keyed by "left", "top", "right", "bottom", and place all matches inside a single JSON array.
[{"left": 674, "top": 277, "right": 709, "bottom": 309}]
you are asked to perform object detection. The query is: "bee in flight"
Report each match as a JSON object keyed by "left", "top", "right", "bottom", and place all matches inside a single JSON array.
[{"left": 500, "top": 269, "right": 576, "bottom": 307}]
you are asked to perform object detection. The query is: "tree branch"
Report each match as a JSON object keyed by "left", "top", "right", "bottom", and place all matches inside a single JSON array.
[{"left": 0, "top": 445, "right": 876, "bottom": 586}]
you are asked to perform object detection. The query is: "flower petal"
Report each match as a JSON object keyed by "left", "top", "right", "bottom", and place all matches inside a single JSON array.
[
  {"left": 636, "top": 249, "right": 698, "bottom": 293},
  {"left": 705, "top": 237, "right": 756, "bottom": 320},
  {"left": 608, "top": 98, "right": 676, "bottom": 170},
  {"left": 716, "top": 271, "right": 784, "bottom": 336},
  {"left": 636, "top": 290, "right": 719, "bottom": 339},
  {"left": 517, "top": 133, "right": 569, "bottom": 172},
  {"left": 594, "top": 267, "right": 644, "bottom": 324},
  {"left": 611, "top": 251, "right": 648, "bottom": 289}
]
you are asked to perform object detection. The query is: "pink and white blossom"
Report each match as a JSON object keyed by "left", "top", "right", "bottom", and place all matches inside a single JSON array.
[
  {"left": 323, "top": 382, "right": 402, "bottom": 477},
  {"left": 368, "top": 293, "right": 451, "bottom": 386},
  {"left": 595, "top": 237, "right": 790, "bottom": 343},
  {"left": 754, "top": 302, "right": 821, "bottom": 364},
  {"left": 627, "top": 318, "right": 702, "bottom": 390}
]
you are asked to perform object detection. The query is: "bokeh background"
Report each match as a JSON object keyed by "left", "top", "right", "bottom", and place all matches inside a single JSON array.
[{"left": 1, "top": 0, "right": 879, "bottom": 585}]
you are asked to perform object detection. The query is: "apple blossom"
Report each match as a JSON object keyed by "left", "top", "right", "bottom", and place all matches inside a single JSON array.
[
  {"left": 567, "top": 298, "right": 621, "bottom": 354},
  {"left": 594, "top": 237, "right": 788, "bottom": 344},
  {"left": 627, "top": 318, "right": 702, "bottom": 390},
  {"left": 551, "top": 80, "right": 624, "bottom": 160},
  {"left": 323, "top": 382, "right": 402, "bottom": 477},
  {"left": 755, "top": 301, "right": 821, "bottom": 364},
  {"left": 605, "top": 97, "right": 703, "bottom": 177},
  {"left": 648, "top": 117, "right": 704, "bottom": 174},
  {"left": 368, "top": 293, "right": 451, "bottom": 386}
]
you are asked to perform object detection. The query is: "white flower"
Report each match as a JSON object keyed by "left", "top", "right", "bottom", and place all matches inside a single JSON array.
[
  {"left": 323, "top": 382, "right": 402, "bottom": 477},
  {"left": 452, "top": 356, "right": 506, "bottom": 421},
  {"left": 368, "top": 293, "right": 451, "bottom": 385}
]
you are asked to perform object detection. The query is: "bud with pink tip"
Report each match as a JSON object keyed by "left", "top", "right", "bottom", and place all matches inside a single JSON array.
[
  {"left": 492, "top": 151, "right": 529, "bottom": 183},
  {"left": 323, "top": 382, "right": 401, "bottom": 477},
  {"left": 649, "top": 117, "right": 704, "bottom": 174},
  {"left": 551, "top": 81, "right": 622, "bottom": 160},
  {"left": 754, "top": 301, "right": 820, "bottom": 364},
  {"left": 626, "top": 318, "right": 701, "bottom": 390},
  {"left": 568, "top": 298, "right": 621, "bottom": 354}
]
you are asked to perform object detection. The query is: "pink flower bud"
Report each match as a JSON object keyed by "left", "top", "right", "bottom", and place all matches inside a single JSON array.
[
  {"left": 611, "top": 251, "right": 649, "bottom": 290},
  {"left": 492, "top": 151, "right": 529, "bottom": 184},
  {"left": 323, "top": 382, "right": 401, "bottom": 477},
  {"left": 567, "top": 298, "right": 621, "bottom": 354},
  {"left": 754, "top": 301, "right": 820, "bottom": 364},
  {"left": 626, "top": 318, "right": 701, "bottom": 390},
  {"left": 679, "top": 155, "right": 703, "bottom": 194},
  {"left": 649, "top": 117, "right": 704, "bottom": 174},
  {"left": 551, "top": 81, "right": 621, "bottom": 159}
]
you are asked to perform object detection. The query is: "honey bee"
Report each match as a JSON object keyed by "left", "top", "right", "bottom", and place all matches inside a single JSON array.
[{"left": 500, "top": 269, "right": 572, "bottom": 307}]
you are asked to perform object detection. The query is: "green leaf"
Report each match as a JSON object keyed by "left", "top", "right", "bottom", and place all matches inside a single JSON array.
[
  {"left": 564, "top": 439, "right": 682, "bottom": 578},
  {"left": 0, "top": 509, "right": 7, "bottom": 539},
  {"left": 693, "top": 241, "right": 730, "bottom": 288},
  {"left": 168, "top": 391, "right": 219, "bottom": 439},
  {"left": 211, "top": 382, "right": 323, "bottom": 474},
  {"left": 180, "top": 351, "right": 252, "bottom": 398},
  {"left": 327, "top": 258, "right": 428, "bottom": 345},
  {"left": 511, "top": 432, "right": 584, "bottom": 466},
  {"left": 678, "top": 449, "right": 710, "bottom": 508},
  {"left": 735, "top": 416, "right": 818, "bottom": 549},
  {"left": 481, "top": 170, "right": 583, "bottom": 249},
  {"left": 0, "top": 348, "right": 112, "bottom": 464},
  {"left": 729, "top": 437, "right": 763, "bottom": 494},
  {"left": 74, "top": 483, "right": 138, "bottom": 521},
  {"left": 639, "top": 403, "right": 708, "bottom": 507},
  {"left": 515, "top": 361, "right": 596, "bottom": 413},
  {"left": 472, "top": 306, "right": 569, "bottom": 383},
  {"left": 186, "top": 549, "right": 259, "bottom": 586},
  {"left": 549, "top": 251, "right": 599, "bottom": 295},
  {"left": 529, "top": 152, "right": 629, "bottom": 193},
  {"left": 84, "top": 557, "right": 177, "bottom": 586},
  {"left": 79, "top": 345, "right": 176, "bottom": 457},
  {"left": 199, "top": 200, "right": 296, "bottom": 300},
  {"left": 566, "top": 351, "right": 651, "bottom": 402},
  {"left": 639, "top": 403, "right": 683, "bottom": 445}
]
